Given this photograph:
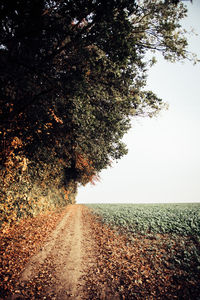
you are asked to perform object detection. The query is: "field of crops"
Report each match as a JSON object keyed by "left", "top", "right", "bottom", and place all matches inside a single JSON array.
[
  {"left": 86, "top": 203, "right": 200, "bottom": 299},
  {"left": 86, "top": 203, "right": 200, "bottom": 237}
]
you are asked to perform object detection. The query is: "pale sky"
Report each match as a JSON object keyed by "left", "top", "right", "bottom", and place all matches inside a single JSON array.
[{"left": 77, "top": 1, "right": 200, "bottom": 204}]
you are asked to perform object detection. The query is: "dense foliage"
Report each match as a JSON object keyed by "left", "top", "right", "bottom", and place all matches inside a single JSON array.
[{"left": 0, "top": 0, "right": 193, "bottom": 226}]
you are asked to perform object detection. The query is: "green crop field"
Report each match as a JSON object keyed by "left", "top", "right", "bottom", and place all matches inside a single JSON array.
[
  {"left": 86, "top": 203, "right": 200, "bottom": 298},
  {"left": 86, "top": 203, "right": 200, "bottom": 237}
]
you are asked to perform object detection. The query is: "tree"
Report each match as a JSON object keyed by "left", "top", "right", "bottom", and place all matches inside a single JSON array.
[{"left": 0, "top": 0, "right": 194, "bottom": 217}]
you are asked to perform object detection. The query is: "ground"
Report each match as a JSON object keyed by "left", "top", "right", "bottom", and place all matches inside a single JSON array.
[
  {"left": 9, "top": 205, "right": 97, "bottom": 299},
  {"left": 1, "top": 204, "right": 199, "bottom": 299}
]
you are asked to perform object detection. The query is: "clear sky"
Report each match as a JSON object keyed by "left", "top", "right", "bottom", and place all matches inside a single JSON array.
[{"left": 77, "top": 1, "right": 200, "bottom": 204}]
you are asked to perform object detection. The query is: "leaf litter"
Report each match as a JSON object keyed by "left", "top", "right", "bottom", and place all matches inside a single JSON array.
[
  {"left": 82, "top": 207, "right": 200, "bottom": 299},
  {"left": 0, "top": 207, "right": 68, "bottom": 299},
  {"left": 0, "top": 205, "right": 200, "bottom": 299}
]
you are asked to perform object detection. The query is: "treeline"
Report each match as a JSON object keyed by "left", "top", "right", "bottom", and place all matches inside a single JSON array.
[{"left": 0, "top": 0, "right": 193, "bottom": 229}]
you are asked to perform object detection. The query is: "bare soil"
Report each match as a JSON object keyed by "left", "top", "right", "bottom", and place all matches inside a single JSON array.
[{"left": 13, "top": 205, "right": 97, "bottom": 299}]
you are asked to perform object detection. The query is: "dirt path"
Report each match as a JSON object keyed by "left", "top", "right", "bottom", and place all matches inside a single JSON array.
[
  {"left": 16, "top": 205, "right": 96, "bottom": 299},
  {"left": 5, "top": 204, "right": 199, "bottom": 299}
]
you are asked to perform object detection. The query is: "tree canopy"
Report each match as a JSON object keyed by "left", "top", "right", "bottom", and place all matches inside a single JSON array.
[{"left": 0, "top": 0, "right": 193, "bottom": 224}]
